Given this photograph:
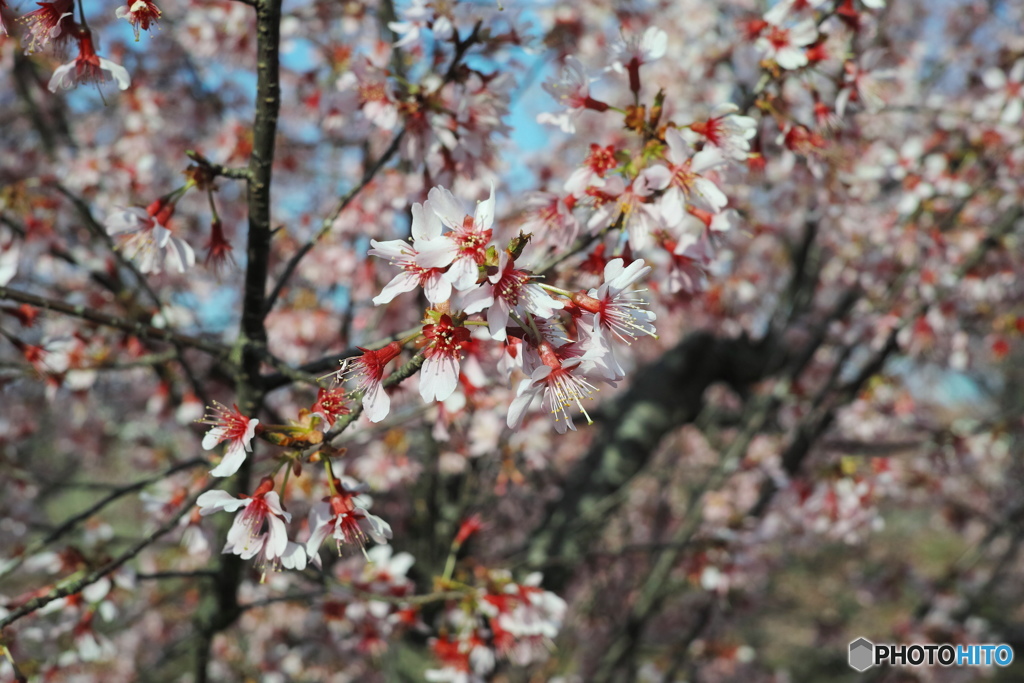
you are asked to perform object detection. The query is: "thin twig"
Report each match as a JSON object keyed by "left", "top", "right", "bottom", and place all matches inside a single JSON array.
[
  {"left": 263, "top": 129, "right": 406, "bottom": 316},
  {"left": 0, "top": 286, "right": 231, "bottom": 358},
  {"left": 0, "top": 458, "right": 208, "bottom": 582},
  {"left": 0, "top": 484, "right": 212, "bottom": 630}
]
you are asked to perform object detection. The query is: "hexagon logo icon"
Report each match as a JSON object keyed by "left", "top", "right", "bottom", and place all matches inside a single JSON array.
[{"left": 849, "top": 638, "right": 875, "bottom": 672}]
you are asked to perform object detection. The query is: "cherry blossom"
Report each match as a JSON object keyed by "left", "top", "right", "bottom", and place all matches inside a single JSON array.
[
  {"left": 981, "top": 59, "right": 1024, "bottom": 124},
  {"left": 21, "top": 0, "right": 76, "bottom": 54},
  {"left": 115, "top": 0, "right": 161, "bottom": 41},
  {"left": 335, "top": 342, "right": 403, "bottom": 423},
  {"left": 507, "top": 342, "right": 608, "bottom": 433},
  {"left": 565, "top": 143, "right": 620, "bottom": 197},
  {"left": 420, "top": 314, "right": 471, "bottom": 403},
  {"left": 755, "top": 17, "right": 818, "bottom": 70},
  {"left": 196, "top": 477, "right": 293, "bottom": 569},
  {"left": 460, "top": 251, "right": 564, "bottom": 342},
  {"left": 537, "top": 56, "right": 608, "bottom": 134},
  {"left": 425, "top": 636, "right": 483, "bottom": 683},
  {"left": 572, "top": 258, "right": 657, "bottom": 376},
  {"left": 203, "top": 219, "right": 234, "bottom": 272},
  {"left": 608, "top": 27, "right": 668, "bottom": 93},
  {"left": 199, "top": 402, "right": 261, "bottom": 477},
  {"left": 486, "top": 573, "right": 567, "bottom": 666},
  {"left": 310, "top": 386, "right": 351, "bottom": 428},
  {"left": 0, "top": 237, "right": 17, "bottom": 286},
  {"left": 306, "top": 485, "right": 392, "bottom": 560},
  {"left": 48, "top": 30, "right": 131, "bottom": 93},
  {"left": 835, "top": 49, "right": 892, "bottom": 116},
  {"left": 416, "top": 185, "right": 495, "bottom": 291},
  {"left": 387, "top": 0, "right": 454, "bottom": 48},
  {"left": 642, "top": 128, "right": 728, "bottom": 226},
  {"left": 104, "top": 206, "right": 194, "bottom": 274},
  {"left": 689, "top": 103, "right": 758, "bottom": 161},
  {"left": 520, "top": 192, "right": 580, "bottom": 251},
  {"left": 335, "top": 56, "right": 399, "bottom": 131},
  {"left": 4, "top": 0, "right": 1024, "bottom": 679},
  {"left": 661, "top": 230, "right": 712, "bottom": 294},
  {"left": 369, "top": 201, "right": 452, "bottom": 305},
  {"left": 586, "top": 175, "right": 664, "bottom": 250}
]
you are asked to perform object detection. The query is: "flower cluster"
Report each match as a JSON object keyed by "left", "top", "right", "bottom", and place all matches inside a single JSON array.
[
  {"left": 532, "top": 38, "right": 754, "bottom": 296},
  {"left": 426, "top": 571, "right": 567, "bottom": 681},
  {"left": 366, "top": 181, "right": 661, "bottom": 432},
  {"left": 197, "top": 470, "right": 391, "bottom": 579},
  {"left": 197, "top": 477, "right": 308, "bottom": 580}
]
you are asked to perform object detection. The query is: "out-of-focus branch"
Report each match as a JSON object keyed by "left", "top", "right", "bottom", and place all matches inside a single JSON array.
[
  {"left": 0, "top": 286, "right": 231, "bottom": 358},
  {"left": 262, "top": 23, "right": 486, "bottom": 318},
  {"left": 671, "top": 202, "right": 1016, "bottom": 664},
  {"left": 592, "top": 375, "right": 783, "bottom": 680},
  {"left": 136, "top": 570, "right": 218, "bottom": 581},
  {"left": 263, "top": 129, "right": 405, "bottom": 316},
  {"left": 524, "top": 331, "right": 790, "bottom": 588},
  {"left": 0, "top": 458, "right": 208, "bottom": 582},
  {"left": 260, "top": 325, "right": 420, "bottom": 391},
  {"left": 0, "top": 485, "right": 208, "bottom": 630}
]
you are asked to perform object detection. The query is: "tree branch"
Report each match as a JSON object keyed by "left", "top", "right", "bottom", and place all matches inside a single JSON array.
[
  {"left": 0, "top": 485, "right": 209, "bottom": 630},
  {"left": 0, "top": 286, "right": 231, "bottom": 358},
  {"left": 524, "top": 331, "right": 790, "bottom": 590},
  {"left": 263, "top": 129, "right": 405, "bottom": 316},
  {"left": 0, "top": 458, "right": 208, "bottom": 582},
  {"left": 191, "top": 0, "right": 283, "bottom": 679}
]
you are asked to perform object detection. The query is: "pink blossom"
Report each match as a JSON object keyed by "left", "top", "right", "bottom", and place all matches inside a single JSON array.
[
  {"left": 116, "top": 0, "right": 161, "bottom": 41},
  {"left": 48, "top": 31, "right": 132, "bottom": 93},
  {"left": 196, "top": 477, "right": 292, "bottom": 564},
  {"left": 336, "top": 342, "right": 403, "bottom": 423},
  {"left": 490, "top": 573, "right": 567, "bottom": 666},
  {"left": 199, "top": 402, "right": 260, "bottom": 477},
  {"left": 336, "top": 57, "right": 399, "bottom": 130},
  {"left": 662, "top": 230, "right": 713, "bottom": 294},
  {"left": 763, "top": 0, "right": 828, "bottom": 24},
  {"left": 586, "top": 175, "right": 664, "bottom": 250},
  {"left": 564, "top": 143, "right": 620, "bottom": 197},
  {"left": 689, "top": 103, "right": 758, "bottom": 162},
  {"left": 608, "top": 27, "right": 668, "bottom": 93},
  {"left": 836, "top": 50, "right": 892, "bottom": 117},
  {"left": 420, "top": 314, "right": 471, "bottom": 403},
  {"left": 642, "top": 128, "right": 728, "bottom": 227},
  {"left": 306, "top": 488, "right": 392, "bottom": 561},
  {"left": 507, "top": 342, "right": 607, "bottom": 434},
  {"left": 105, "top": 206, "right": 194, "bottom": 274},
  {"left": 370, "top": 201, "right": 452, "bottom": 304},
  {"left": 0, "top": 236, "right": 17, "bottom": 286},
  {"left": 537, "top": 56, "right": 608, "bottom": 134},
  {"left": 416, "top": 185, "right": 495, "bottom": 291},
  {"left": 460, "top": 251, "right": 564, "bottom": 342},
  {"left": 981, "top": 59, "right": 1024, "bottom": 124},
  {"left": 755, "top": 18, "right": 817, "bottom": 70},
  {"left": 520, "top": 191, "right": 579, "bottom": 251},
  {"left": 203, "top": 219, "right": 234, "bottom": 273},
  {"left": 387, "top": 0, "right": 454, "bottom": 48},
  {"left": 21, "top": 0, "right": 76, "bottom": 54},
  {"left": 572, "top": 258, "right": 657, "bottom": 376}
]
